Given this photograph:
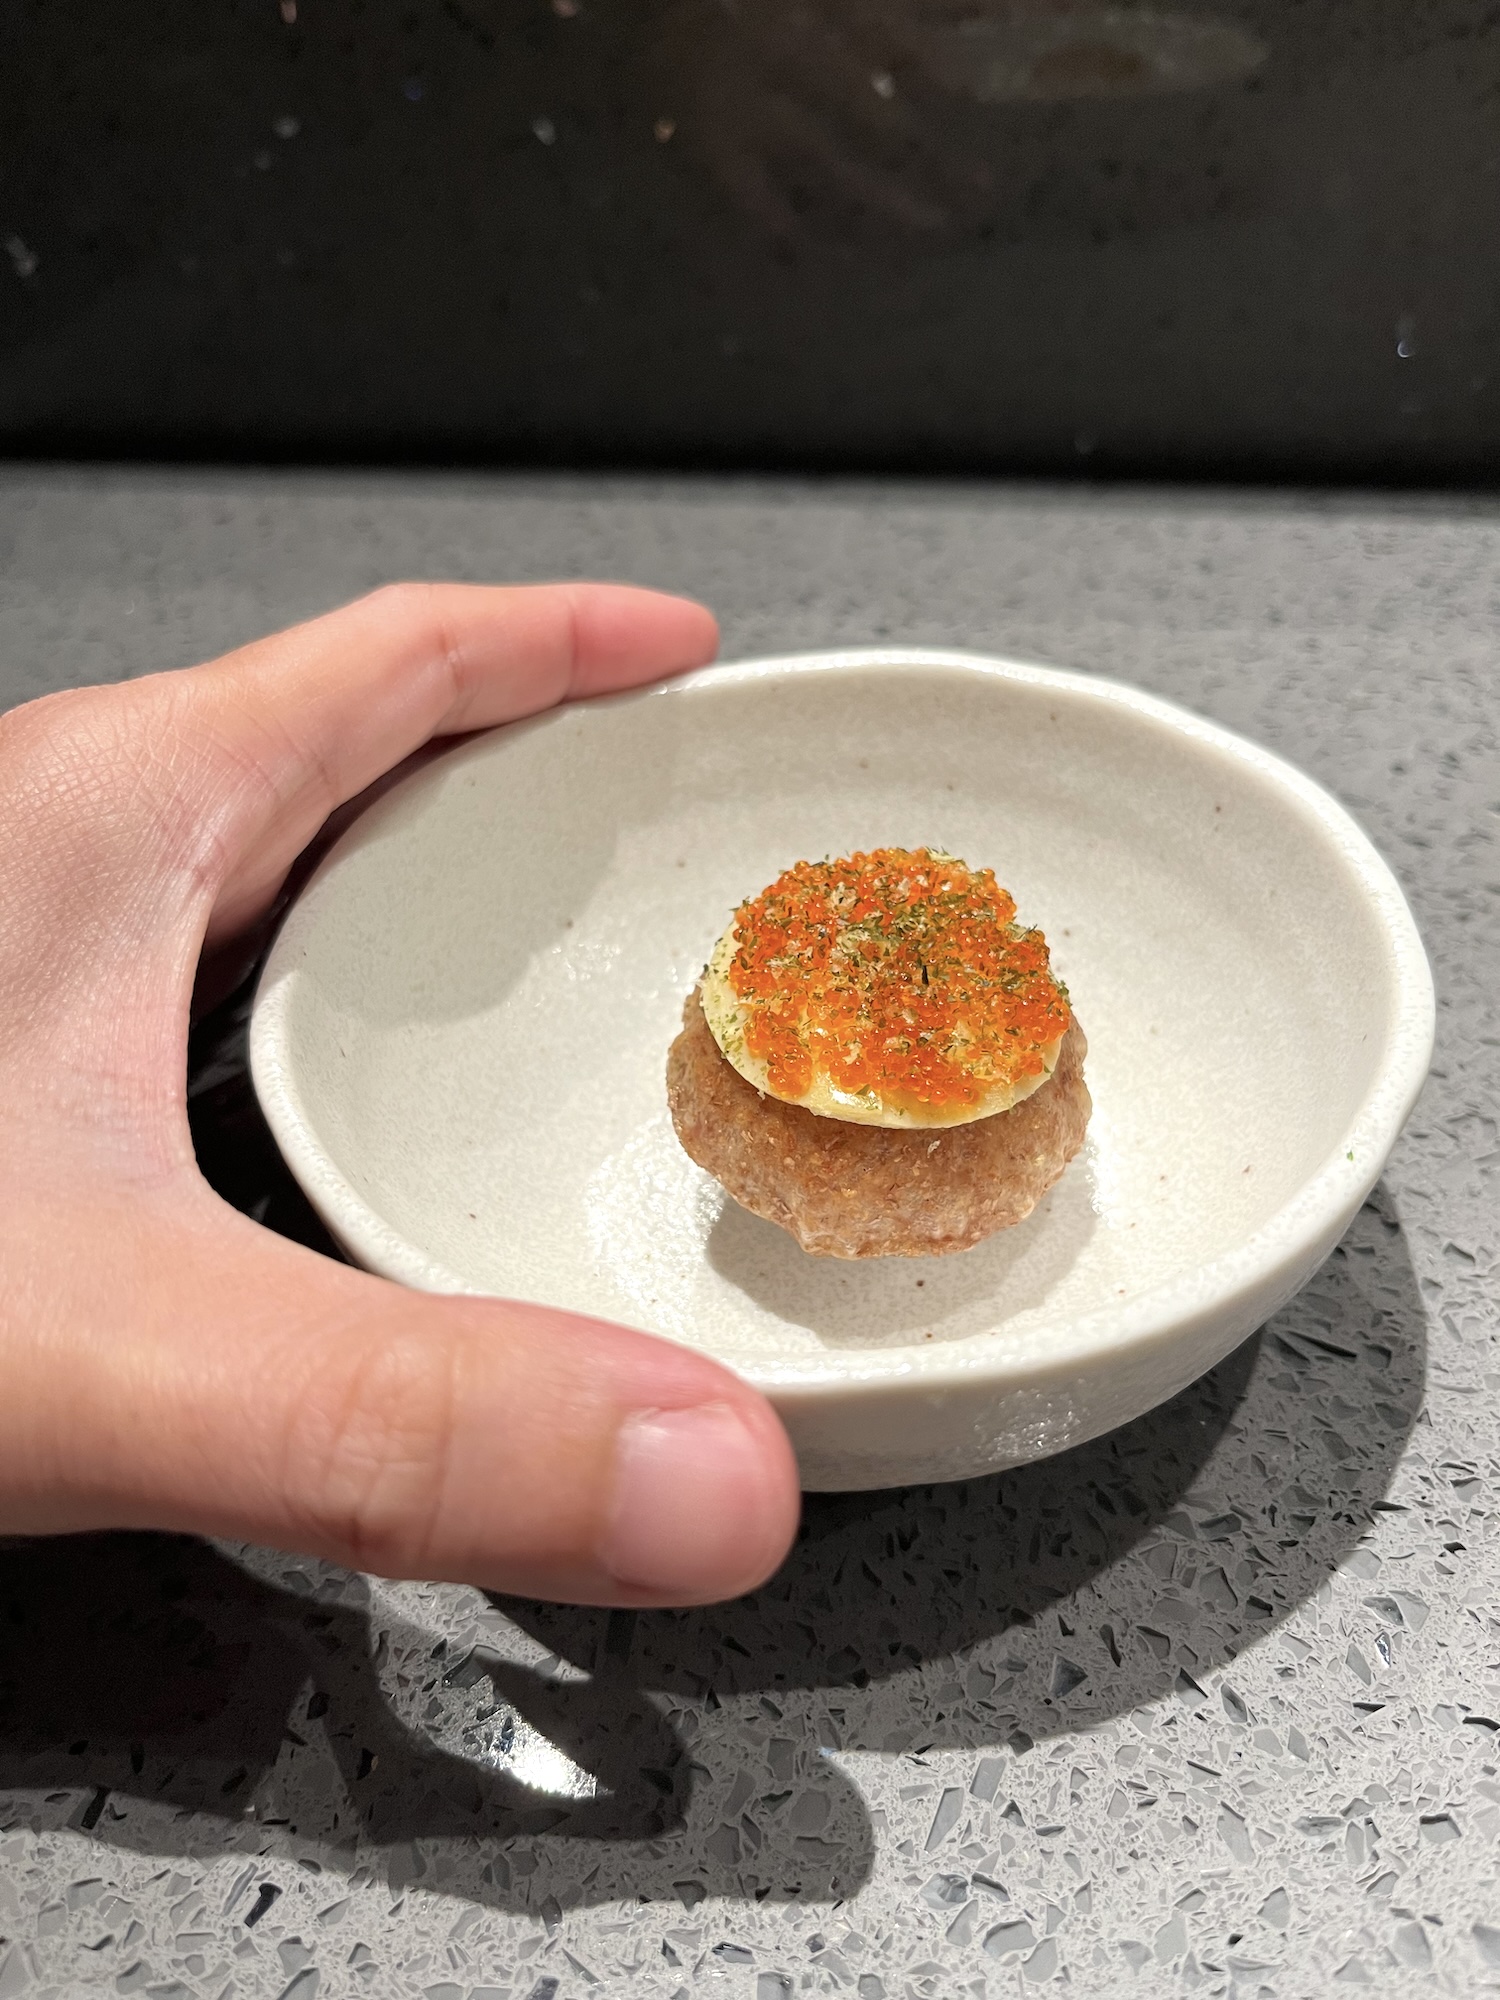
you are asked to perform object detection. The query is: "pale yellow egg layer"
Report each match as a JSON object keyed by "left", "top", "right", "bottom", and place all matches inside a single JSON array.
[{"left": 700, "top": 918, "right": 1065, "bottom": 1129}]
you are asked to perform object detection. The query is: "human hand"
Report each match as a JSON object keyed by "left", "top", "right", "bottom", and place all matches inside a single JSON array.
[
  {"left": 640, "top": 0, "right": 1266, "bottom": 244},
  {"left": 0, "top": 582, "right": 800, "bottom": 1605},
  {"left": 643, "top": 0, "right": 1001, "bottom": 242}
]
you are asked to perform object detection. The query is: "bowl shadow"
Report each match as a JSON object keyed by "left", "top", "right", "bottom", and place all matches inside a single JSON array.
[
  {"left": 0, "top": 979, "right": 1424, "bottom": 1917},
  {"left": 505, "top": 1174, "right": 1426, "bottom": 1749}
]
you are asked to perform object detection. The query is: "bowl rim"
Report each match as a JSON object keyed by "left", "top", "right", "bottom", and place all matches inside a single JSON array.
[{"left": 250, "top": 646, "right": 1435, "bottom": 1395}]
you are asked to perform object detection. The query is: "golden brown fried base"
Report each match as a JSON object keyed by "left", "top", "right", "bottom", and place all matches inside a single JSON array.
[{"left": 666, "top": 990, "right": 1091, "bottom": 1258}]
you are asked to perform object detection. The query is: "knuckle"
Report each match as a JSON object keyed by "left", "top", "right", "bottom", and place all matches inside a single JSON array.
[
  {"left": 1, "top": 684, "right": 119, "bottom": 788},
  {"left": 367, "top": 578, "right": 424, "bottom": 611},
  {"left": 362, "top": 578, "right": 432, "bottom": 632},
  {"left": 0, "top": 683, "right": 193, "bottom": 926},
  {"left": 361, "top": 580, "right": 465, "bottom": 704},
  {"left": 286, "top": 1324, "right": 465, "bottom": 1576},
  {"left": 1, "top": 678, "right": 186, "bottom": 831}
]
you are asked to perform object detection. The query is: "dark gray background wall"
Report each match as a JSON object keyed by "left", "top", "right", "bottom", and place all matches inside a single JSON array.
[{"left": 3, "top": 0, "right": 1497, "bottom": 477}]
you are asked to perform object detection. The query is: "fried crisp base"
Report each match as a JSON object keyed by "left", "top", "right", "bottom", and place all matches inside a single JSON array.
[{"left": 667, "top": 989, "right": 1091, "bottom": 1258}]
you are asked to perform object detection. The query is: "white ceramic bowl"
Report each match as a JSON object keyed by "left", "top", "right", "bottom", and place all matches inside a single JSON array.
[{"left": 250, "top": 650, "right": 1433, "bottom": 1490}]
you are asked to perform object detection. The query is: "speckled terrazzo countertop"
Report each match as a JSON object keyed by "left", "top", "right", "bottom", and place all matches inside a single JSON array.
[{"left": 0, "top": 468, "right": 1495, "bottom": 1999}]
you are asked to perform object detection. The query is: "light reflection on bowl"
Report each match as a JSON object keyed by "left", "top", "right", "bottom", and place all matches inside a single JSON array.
[{"left": 917, "top": 6, "right": 1268, "bottom": 102}]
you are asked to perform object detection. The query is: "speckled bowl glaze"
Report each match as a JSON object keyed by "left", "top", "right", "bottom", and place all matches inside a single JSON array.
[{"left": 250, "top": 650, "right": 1434, "bottom": 1490}]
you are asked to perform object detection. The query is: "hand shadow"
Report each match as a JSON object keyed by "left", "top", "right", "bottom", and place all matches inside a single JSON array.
[
  {"left": 0, "top": 978, "right": 1421, "bottom": 1916},
  {"left": 0, "top": 1529, "right": 871, "bottom": 1905}
]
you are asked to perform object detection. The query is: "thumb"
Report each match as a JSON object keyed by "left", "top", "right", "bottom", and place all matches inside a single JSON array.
[{"left": 29, "top": 1197, "right": 801, "bottom": 1608}]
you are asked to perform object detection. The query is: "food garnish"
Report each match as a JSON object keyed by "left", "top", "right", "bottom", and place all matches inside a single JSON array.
[{"left": 700, "top": 847, "right": 1071, "bottom": 1129}]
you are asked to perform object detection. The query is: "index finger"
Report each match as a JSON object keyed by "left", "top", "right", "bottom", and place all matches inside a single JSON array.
[{"left": 184, "top": 581, "right": 718, "bottom": 946}]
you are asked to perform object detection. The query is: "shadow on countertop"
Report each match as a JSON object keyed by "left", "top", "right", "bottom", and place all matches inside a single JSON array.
[{"left": 0, "top": 989, "right": 1428, "bottom": 1915}]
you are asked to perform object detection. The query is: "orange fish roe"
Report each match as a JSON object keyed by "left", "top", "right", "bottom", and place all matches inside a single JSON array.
[{"left": 727, "top": 848, "right": 1072, "bottom": 1114}]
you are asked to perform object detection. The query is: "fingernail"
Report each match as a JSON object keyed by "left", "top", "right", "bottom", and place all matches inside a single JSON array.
[{"left": 602, "top": 1402, "right": 781, "bottom": 1599}]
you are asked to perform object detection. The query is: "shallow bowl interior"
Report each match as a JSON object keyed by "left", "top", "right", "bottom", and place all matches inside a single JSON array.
[{"left": 251, "top": 651, "right": 1430, "bottom": 1484}]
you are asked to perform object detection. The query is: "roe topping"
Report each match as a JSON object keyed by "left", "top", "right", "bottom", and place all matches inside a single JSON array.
[{"left": 726, "top": 847, "right": 1071, "bottom": 1114}]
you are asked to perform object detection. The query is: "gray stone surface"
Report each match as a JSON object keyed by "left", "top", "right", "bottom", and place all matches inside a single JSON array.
[{"left": 0, "top": 466, "right": 1496, "bottom": 1997}]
